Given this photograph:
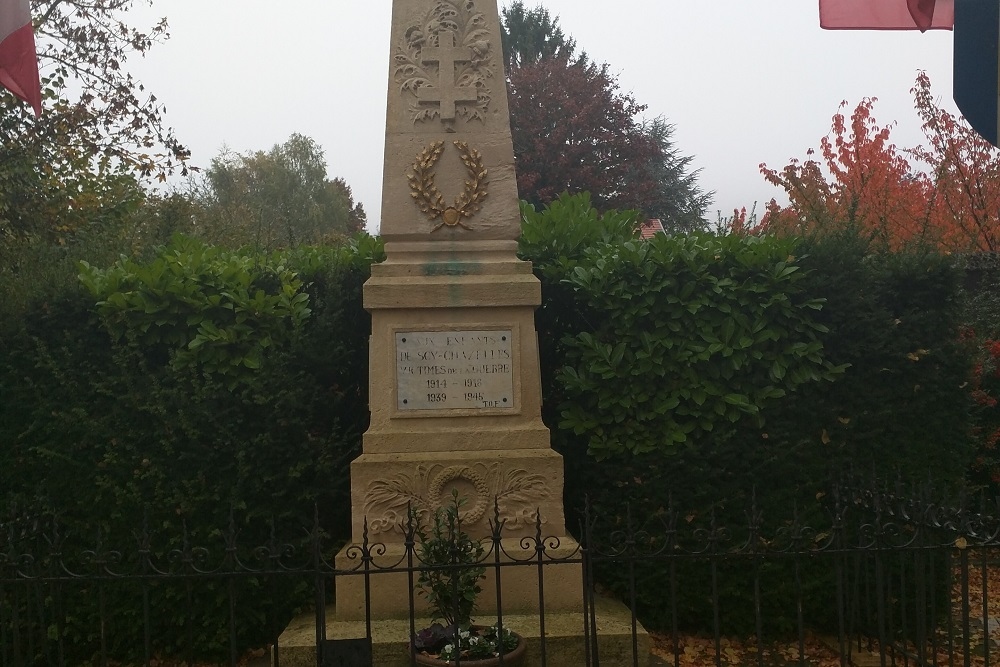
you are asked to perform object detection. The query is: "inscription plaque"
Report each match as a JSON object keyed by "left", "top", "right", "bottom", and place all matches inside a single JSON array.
[{"left": 396, "top": 330, "right": 514, "bottom": 411}]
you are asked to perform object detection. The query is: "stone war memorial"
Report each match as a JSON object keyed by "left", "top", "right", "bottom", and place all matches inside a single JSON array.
[{"left": 277, "top": 0, "right": 647, "bottom": 664}]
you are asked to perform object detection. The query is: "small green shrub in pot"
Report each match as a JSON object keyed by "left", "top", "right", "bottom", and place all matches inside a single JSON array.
[{"left": 411, "top": 491, "right": 524, "bottom": 665}]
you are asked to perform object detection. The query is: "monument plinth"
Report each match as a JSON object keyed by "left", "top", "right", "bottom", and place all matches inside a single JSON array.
[{"left": 334, "top": 0, "right": 581, "bottom": 619}]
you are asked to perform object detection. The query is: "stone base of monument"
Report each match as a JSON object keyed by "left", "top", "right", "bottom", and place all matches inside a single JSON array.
[
  {"left": 333, "top": 540, "right": 583, "bottom": 621},
  {"left": 272, "top": 594, "right": 650, "bottom": 667},
  {"left": 344, "top": 449, "right": 570, "bottom": 544}
]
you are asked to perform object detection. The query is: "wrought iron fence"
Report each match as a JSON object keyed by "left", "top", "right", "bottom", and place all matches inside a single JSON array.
[
  {"left": 583, "top": 484, "right": 1000, "bottom": 667},
  {"left": 2, "top": 484, "right": 999, "bottom": 667}
]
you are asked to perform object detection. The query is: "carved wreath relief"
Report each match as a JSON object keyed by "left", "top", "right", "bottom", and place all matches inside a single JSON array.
[
  {"left": 394, "top": 0, "right": 495, "bottom": 125},
  {"left": 408, "top": 140, "right": 489, "bottom": 230},
  {"left": 364, "top": 463, "right": 550, "bottom": 534}
]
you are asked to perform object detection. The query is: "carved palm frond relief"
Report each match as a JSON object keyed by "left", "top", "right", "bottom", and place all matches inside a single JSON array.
[{"left": 363, "top": 462, "right": 550, "bottom": 534}]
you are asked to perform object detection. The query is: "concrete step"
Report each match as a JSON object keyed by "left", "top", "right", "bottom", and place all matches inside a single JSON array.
[{"left": 274, "top": 595, "right": 650, "bottom": 667}]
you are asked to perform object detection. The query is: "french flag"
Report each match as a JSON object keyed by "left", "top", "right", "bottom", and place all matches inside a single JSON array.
[
  {"left": 820, "top": 0, "right": 955, "bottom": 31},
  {"left": 0, "top": 0, "right": 41, "bottom": 116}
]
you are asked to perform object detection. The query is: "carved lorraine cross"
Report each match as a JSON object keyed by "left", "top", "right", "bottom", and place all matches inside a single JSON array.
[{"left": 417, "top": 31, "right": 478, "bottom": 121}]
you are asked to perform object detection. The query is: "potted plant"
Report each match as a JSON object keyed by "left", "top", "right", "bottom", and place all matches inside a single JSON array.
[{"left": 410, "top": 490, "right": 526, "bottom": 666}]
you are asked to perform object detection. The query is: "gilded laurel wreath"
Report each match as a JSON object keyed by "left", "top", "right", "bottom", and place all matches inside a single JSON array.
[{"left": 407, "top": 140, "right": 489, "bottom": 231}]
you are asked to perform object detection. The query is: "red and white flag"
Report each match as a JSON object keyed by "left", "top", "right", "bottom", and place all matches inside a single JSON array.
[
  {"left": 0, "top": 0, "right": 41, "bottom": 116},
  {"left": 820, "top": 0, "right": 955, "bottom": 31}
]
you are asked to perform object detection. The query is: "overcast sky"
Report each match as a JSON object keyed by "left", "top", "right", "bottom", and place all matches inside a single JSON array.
[{"left": 124, "top": 0, "right": 957, "bottom": 232}]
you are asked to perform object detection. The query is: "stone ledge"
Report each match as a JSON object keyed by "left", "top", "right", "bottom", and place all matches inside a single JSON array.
[
  {"left": 273, "top": 595, "right": 649, "bottom": 667},
  {"left": 364, "top": 275, "right": 541, "bottom": 309},
  {"left": 360, "top": 426, "right": 553, "bottom": 453},
  {"left": 382, "top": 240, "right": 522, "bottom": 258}
]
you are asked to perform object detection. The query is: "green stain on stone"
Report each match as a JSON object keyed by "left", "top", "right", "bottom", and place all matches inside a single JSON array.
[
  {"left": 422, "top": 262, "right": 468, "bottom": 276},
  {"left": 421, "top": 260, "right": 480, "bottom": 306}
]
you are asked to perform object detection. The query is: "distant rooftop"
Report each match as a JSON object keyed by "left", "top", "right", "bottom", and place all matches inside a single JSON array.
[{"left": 639, "top": 219, "right": 665, "bottom": 239}]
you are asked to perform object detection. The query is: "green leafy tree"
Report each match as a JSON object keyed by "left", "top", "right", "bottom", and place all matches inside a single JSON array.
[
  {"left": 0, "top": 0, "right": 190, "bottom": 286},
  {"left": 1, "top": 1, "right": 189, "bottom": 240},
  {"left": 500, "top": 1, "right": 580, "bottom": 70},
  {"left": 637, "top": 117, "right": 712, "bottom": 232},
  {"left": 0, "top": 152, "right": 154, "bottom": 328},
  {"left": 191, "top": 134, "right": 367, "bottom": 250},
  {"left": 0, "top": 138, "right": 147, "bottom": 243},
  {"left": 25, "top": 0, "right": 188, "bottom": 177}
]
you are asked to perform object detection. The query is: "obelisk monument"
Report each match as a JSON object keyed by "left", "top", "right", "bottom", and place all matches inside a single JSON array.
[{"left": 335, "top": 0, "right": 581, "bottom": 619}]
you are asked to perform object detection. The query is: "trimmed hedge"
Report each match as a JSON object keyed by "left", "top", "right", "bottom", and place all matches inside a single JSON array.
[
  {"left": 0, "top": 196, "right": 982, "bottom": 652},
  {"left": 523, "top": 214, "right": 975, "bottom": 633},
  {"left": 0, "top": 234, "right": 382, "bottom": 660}
]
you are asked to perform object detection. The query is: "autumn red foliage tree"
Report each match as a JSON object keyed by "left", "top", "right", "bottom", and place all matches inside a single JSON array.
[
  {"left": 508, "top": 55, "right": 661, "bottom": 214},
  {"left": 758, "top": 97, "right": 935, "bottom": 250},
  {"left": 758, "top": 73, "right": 1000, "bottom": 494},
  {"left": 910, "top": 71, "right": 1000, "bottom": 252},
  {"left": 758, "top": 73, "right": 1000, "bottom": 254}
]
